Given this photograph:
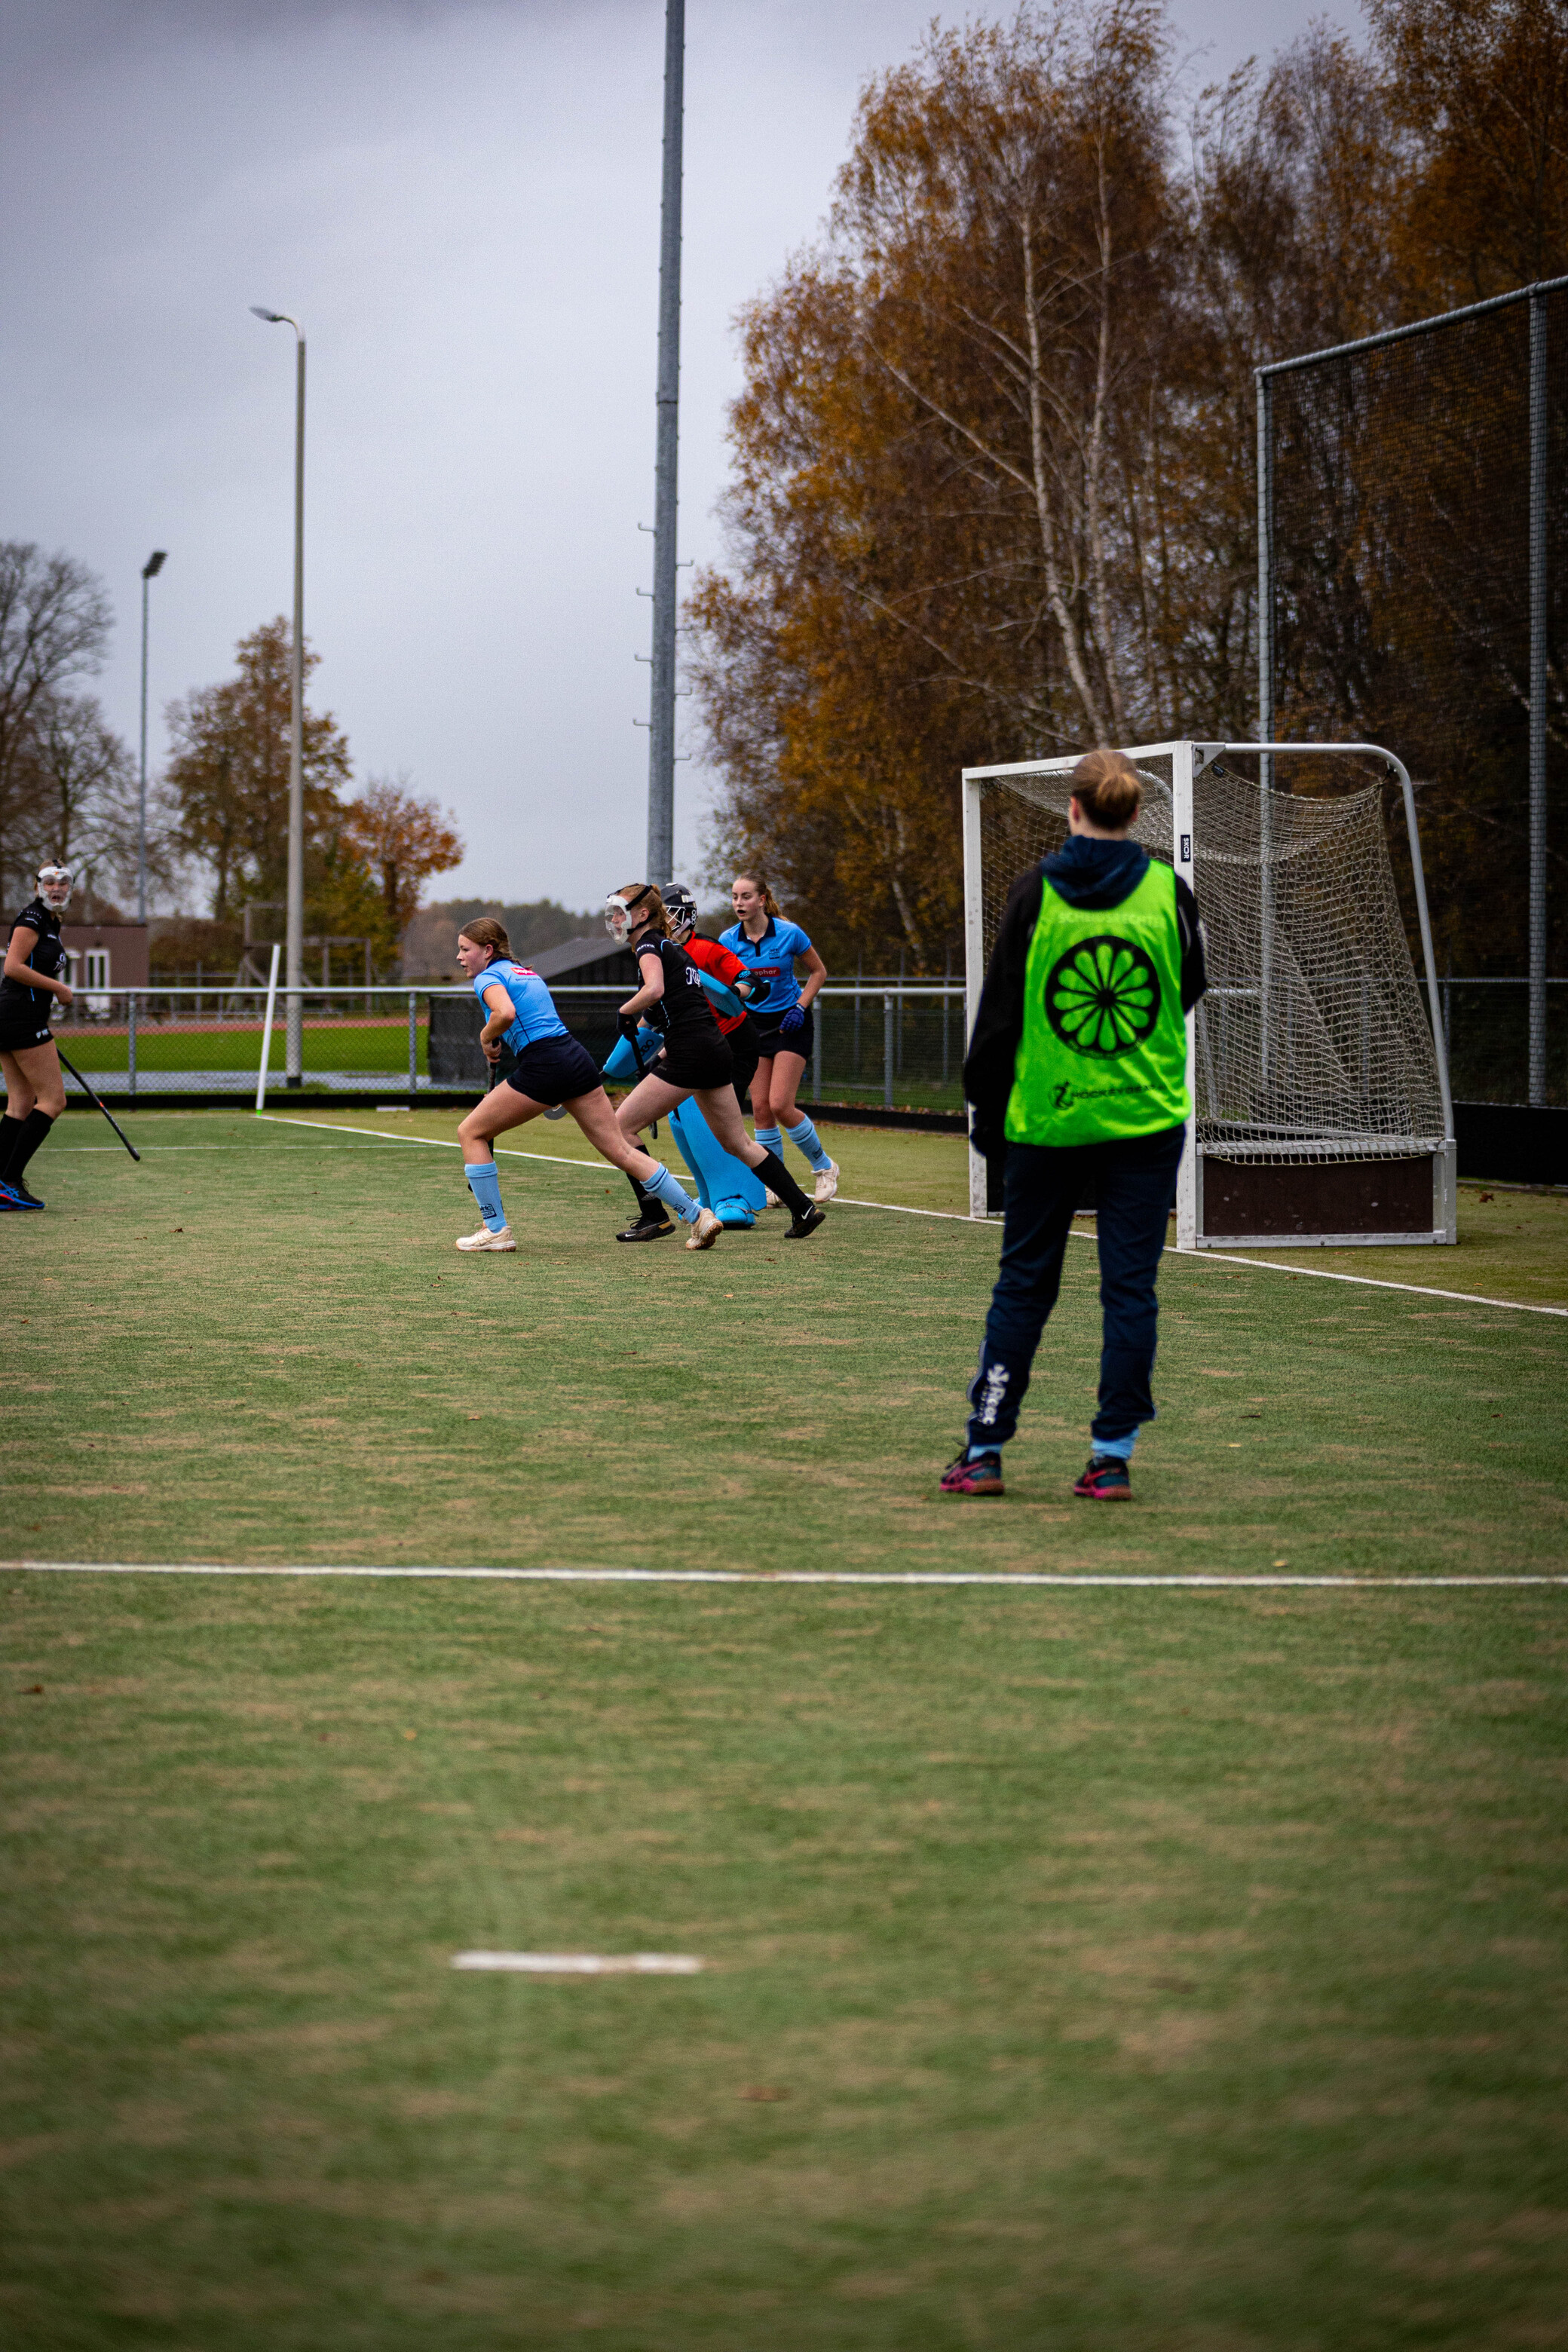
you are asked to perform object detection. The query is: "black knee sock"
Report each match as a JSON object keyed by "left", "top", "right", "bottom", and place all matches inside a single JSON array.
[
  {"left": 753, "top": 1148, "right": 811, "bottom": 1220},
  {"left": 9, "top": 1108, "right": 54, "bottom": 1181},
  {"left": 0, "top": 1112, "right": 23, "bottom": 1181},
  {"left": 626, "top": 1170, "right": 650, "bottom": 1211}
]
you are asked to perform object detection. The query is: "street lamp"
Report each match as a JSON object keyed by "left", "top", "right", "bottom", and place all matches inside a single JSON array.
[
  {"left": 137, "top": 549, "right": 167, "bottom": 926},
  {"left": 251, "top": 304, "right": 306, "bottom": 1086}
]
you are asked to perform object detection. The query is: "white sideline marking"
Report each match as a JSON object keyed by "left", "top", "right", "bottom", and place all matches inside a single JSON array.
[
  {"left": 452, "top": 1952, "right": 701, "bottom": 1974},
  {"left": 255, "top": 1114, "right": 1568, "bottom": 1320},
  {"left": 10, "top": 1561, "right": 1565, "bottom": 1588}
]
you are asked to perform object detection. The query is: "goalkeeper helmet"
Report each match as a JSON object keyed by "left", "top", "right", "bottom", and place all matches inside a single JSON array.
[
  {"left": 37, "top": 864, "right": 73, "bottom": 911},
  {"left": 604, "top": 885, "right": 654, "bottom": 946},
  {"left": 663, "top": 885, "right": 697, "bottom": 945}
]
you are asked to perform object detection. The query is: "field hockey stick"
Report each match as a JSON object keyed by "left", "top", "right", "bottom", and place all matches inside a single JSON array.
[{"left": 54, "top": 1046, "right": 142, "bottom": 1162}]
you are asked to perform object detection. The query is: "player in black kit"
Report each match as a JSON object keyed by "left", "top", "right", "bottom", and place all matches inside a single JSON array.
[
  {"left": 0, "top": 864, "right": 75, "bottom": 1210},
  {"left": 605, "top": 883, "right": 825, "bottom": 1244}
]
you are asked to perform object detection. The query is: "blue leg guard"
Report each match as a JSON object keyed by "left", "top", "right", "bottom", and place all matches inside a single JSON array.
[{"left": 668, "top": 1098, "right": 765, "bottom": 1227}]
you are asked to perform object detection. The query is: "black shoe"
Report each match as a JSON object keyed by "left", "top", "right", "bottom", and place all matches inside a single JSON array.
[
  {"left": 616, "top": 1208, "right": 675, "bottom": 1242},
  {"left": 784, "top": 1205, "right": 826, "bottom": 1240},
  {"left": 0, "top": 1177, "right": 42, "bottom": 1209},
  {"left": 1073, "top": 1454, "right": 1132, "bottom": 1501}
]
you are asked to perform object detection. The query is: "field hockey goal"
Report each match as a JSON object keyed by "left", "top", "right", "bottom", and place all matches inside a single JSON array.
[{"left": 960, "top": 741, "right": 1456, "bottom": 1248}]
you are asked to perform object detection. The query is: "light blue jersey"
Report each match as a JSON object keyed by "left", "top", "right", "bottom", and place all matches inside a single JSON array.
[
  {"left": 473, "top": 958, "right": 569, "bottom": 1054},
  {"left": 718, "top": 916, "right": 813, "bottom": 1015}
]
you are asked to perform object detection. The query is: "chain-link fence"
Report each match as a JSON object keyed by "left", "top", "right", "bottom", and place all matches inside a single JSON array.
[
  {"left": 1260, "top": 274, "right": 1568, "bottom": 1106},
  {"left": 15, "top": 983, "right": 967, "bottom": 1114}
]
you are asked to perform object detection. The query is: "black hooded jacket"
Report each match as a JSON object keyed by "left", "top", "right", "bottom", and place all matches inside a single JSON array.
[{"left": 963, "top": 836, "right": 1206, "bottom": 1157}]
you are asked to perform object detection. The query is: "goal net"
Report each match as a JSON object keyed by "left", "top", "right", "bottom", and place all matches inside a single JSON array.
[{"left": 963, "top": 741, "right": 1454, "bottom": 1244}]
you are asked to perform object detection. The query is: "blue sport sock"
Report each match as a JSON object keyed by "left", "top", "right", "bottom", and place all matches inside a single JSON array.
[
  {"left": 783, "top": 1114, "right": 831, "bottom": 1173},
  {"left": 966, "top": 1441, "right": 1002, "bottom": 1463},
  {"left": 753, "top": 1123, "right": 782, "bottom": 1157},
  {"left": 643, "top": 1162, "right": 699, "bottom": 1224},
  {"left": 465, "top": 1160, "right": 507, "bottom": 1233},
  {"left": 1092, "top": 1430, "right": 1137, "bottom": 1461}
]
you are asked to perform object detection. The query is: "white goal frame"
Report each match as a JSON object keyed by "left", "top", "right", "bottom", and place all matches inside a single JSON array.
[{"left": 960, "top": 740, "right": 1458, "bottom": 1248}]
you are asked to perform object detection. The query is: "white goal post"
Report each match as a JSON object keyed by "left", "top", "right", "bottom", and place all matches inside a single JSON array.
[{"left": 961, "top": 740, "right": 1457, "bottom": 1248}]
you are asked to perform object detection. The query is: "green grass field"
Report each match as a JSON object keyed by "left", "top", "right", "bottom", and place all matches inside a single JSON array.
[{"left": 4, "top": 1111, "right": 1566, "bottom": 2347}]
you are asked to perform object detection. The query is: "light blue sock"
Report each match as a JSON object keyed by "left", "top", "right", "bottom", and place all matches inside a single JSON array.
[
  {"left": 753, "top": 1123, "right": 782, "bottom": 1157},
  {"left": 643, "top": 1162, "right": 699, "bottom": 1225},
  {"left": 1092, "top": 1429, "right": 1138, "bottom": 1460},
  {"left": 966, "top": 1441, "right": 1003, "bottom": 1462},
  {"left": 465, "top": 1160, "right": 507, "bottom": 1233},
  {"left": 783, "top": 1114, "right": 831, "bottom": 1173}
]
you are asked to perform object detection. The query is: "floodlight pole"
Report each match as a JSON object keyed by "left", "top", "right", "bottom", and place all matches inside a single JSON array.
[
  {"left": 137, "top": 550, "right": 167, "bottom": 926},
  {"left": 252, "top": 306, "right": 307, "bottom": 1085},
  {"left": 1528, "top": 292, "right": 1548, "bottom": 1107},
  {"left": 645, "top": 0, "right": 684, "bottom": 886}
]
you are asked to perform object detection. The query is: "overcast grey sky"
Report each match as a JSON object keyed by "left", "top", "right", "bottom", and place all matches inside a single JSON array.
[{"left": 4, "top": 0, "right": 1362, "bottom": 913}]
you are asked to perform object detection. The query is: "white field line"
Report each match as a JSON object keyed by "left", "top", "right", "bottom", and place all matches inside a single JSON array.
[
  {"left": 9, "top": 1561, "right": 1565, "bottom": 1589},
  {"left": 451, "top": 1952, "right": 701, "bottom": 1974},
  {"left": 258, "top": 1113, "right": 1568, "bottom": 1319}
]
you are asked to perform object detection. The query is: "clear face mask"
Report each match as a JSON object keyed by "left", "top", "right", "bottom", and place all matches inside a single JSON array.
[
  {"left": 604, "top": 890, "right": 651, "bottom": 947},
  {"left": 37, "top": 868, "right": 72, "bottom": 912}
]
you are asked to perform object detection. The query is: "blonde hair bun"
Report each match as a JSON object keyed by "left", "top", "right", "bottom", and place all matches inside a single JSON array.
[{"left": 1070, "top": 749, "right": 1142, "bottom": 830}]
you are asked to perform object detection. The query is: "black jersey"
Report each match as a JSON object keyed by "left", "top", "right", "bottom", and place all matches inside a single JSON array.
[
  {"left": 635, "top": 934, "right": 720, "bottom": 1041},
  {"left": 0, "top": 899, "right": 66, "bottom": 1017}
]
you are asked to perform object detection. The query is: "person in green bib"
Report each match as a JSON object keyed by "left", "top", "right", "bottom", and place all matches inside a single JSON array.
[{"left": 943, "top": 749, "right": 1206, "bottom": 1501}]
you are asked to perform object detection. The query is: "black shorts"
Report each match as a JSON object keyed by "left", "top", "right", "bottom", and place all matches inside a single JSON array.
[
  {"left": 0, "top": 1016, "right": 54, "bottom": 1056},
  {"left": 752, "top": 1007, "right": 814, "bottom": 1059},
  {"left": 505, "top": 1033, "right": 602, "bottom": 1107},
  {"left": 657, "top": 1026, "right": 735, "bottom": 1093}
]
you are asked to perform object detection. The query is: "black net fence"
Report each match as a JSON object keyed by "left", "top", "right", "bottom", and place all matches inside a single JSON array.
[{"left": 1263, "top": 277, "right": 1568, "bottom": 1106}]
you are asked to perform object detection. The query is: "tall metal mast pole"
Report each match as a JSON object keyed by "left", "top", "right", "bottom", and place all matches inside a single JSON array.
[
  {"left": 1527, "top": 291, "right": 1548, "bottom": 1107},
  {"left": 645, "top": 0, "right": 684, "bottom": 886},
  {"left": 136, "top": 551, "right": 167, "bottom": 924}
]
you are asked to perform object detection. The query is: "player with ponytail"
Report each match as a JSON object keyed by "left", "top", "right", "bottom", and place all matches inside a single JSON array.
[
  {"left": 449, "top": 917, "right": 714, "bottom": 1251},
  {"left": 605, "top": 882, "right": 825, "bottom": 1245},
  {"left": 721, "top": 872, "right": 838, "bottom": 1204}
]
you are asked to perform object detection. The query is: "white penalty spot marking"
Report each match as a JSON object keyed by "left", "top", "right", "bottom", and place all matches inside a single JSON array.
[{"left": 452, "top": 1952, "right": 701, "bottom": 1974}]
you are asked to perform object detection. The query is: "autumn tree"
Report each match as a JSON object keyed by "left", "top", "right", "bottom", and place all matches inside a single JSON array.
[
  {"left": 0, "top": 542, "right": 115, "bottom": 902},
  {"left": 164, "top": 617, "right": 353, "bottom": 923},
  {"left": 341, "top": 775, "right": 464, "bottom": 938},
  {"left": 1370, "top": 0, "right": 1568, "bottom": 302}
]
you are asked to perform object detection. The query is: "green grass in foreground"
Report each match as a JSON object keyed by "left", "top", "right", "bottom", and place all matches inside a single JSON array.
[
  {"left": 3, "top": 1111, "right": 1563, "bottom": 1575},
  {"left": 2, "top": 1578, "right": 1566, "bottom": 2348},
  {"left": 3, "top": 1113, "right": 1566, "bottom": 2345}
]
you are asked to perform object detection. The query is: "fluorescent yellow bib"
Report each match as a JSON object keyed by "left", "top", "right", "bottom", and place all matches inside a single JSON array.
[{"left": 1004, "top": 860, "right": 1190, "bottom": 1147}]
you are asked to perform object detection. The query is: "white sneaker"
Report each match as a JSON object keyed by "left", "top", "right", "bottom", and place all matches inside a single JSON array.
[
  {"left": 814, "top": 1158, "right": 840, "bottom": 1202},
  {"left": 685, "top": 1206, "right": 723, "bottom": 1251},
  {"left": 763, "top": 1189, "right": 782, "bottom": 1208},
  {"left": 456, "top": 1222, "right": 516, "bottom": 1252}
]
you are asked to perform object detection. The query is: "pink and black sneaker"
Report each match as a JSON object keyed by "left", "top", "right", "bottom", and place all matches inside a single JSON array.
[
  {"left": 940, "top": 1450, "right": 1004, "bottom": 1496},
  {"left": 1073, "top": 1454, "right": 1132, "bottom": 1501}
]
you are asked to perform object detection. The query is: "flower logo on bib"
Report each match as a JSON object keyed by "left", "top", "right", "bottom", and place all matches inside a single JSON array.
[{"left": 1044, "top": 935, "right": 1161, "bottom": 1058}]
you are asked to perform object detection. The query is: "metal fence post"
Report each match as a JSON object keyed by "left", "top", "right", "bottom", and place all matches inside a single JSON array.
[
  {"left": 812, "top": 1004, "right": 822, "bottom": 1102},
  {"left": 127, "top": 991, "right": 137, "bottom": 1101},
  {"left": 1528, "top": 290, "right": 1548, "bottom": 1106},
  {"left": 408, "top": 991, "right": 418, "bottom": 1105},
  {"left": 883, "top": 991, "right": 894, "bottom": 1109}
]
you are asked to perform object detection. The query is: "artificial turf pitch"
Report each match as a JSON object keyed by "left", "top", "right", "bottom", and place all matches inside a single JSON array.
[{"left": 3, "top": 1112, "right": 1566, "bottom": 2347}]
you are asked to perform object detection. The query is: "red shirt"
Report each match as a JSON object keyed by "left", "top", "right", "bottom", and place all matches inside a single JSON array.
[{"left": 684, "top": 934, "right": 751, "bottom": 1034}]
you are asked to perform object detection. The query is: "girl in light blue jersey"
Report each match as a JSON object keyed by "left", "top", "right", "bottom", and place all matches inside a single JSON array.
[
  {"left": 721, "top": 872, "right": 838, "bottom": 1204},
  {"left": 452, "top": 917, "right": 716, "bottom": 1252}
]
